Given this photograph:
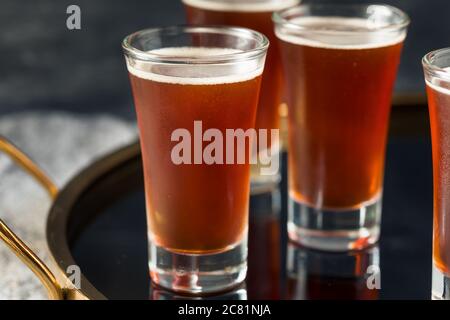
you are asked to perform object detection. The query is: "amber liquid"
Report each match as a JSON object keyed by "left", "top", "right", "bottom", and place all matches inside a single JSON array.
[
  {"left": 427, "top": 83, "right": 450, "bottom": 275},
  {"left": 185, "top": 4, "right": 286, "bottom": 136},
  {"left": 279, "top": 38, "right": 404, "bottom": 209},
  {"left": 129, "top": 72, "right": 262, "bottom": 254}
]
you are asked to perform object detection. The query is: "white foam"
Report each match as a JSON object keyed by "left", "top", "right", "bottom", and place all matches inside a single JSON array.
[
  {"left": 150, "top": 47, "right": 242, "bottom": 57},
  {"left": 127, "top": 47, "right": 263, "bottom": 85},
  {"left": 426, "top": 68, "right": 450, "bottom": 96},
  {"left": 182, "top": 0, "right": 299, "bottom": 12},
  {"left": 276, "top": 17, "right": 406, "bottom": 50}
]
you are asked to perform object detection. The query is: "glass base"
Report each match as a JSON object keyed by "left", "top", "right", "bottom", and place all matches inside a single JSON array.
[
  {"left": 288, "top": 195, "right": 382, "bottom": 251},
  {"left": 148, "top": 236, "right": 247, "bottom": 295},
  {"left": 432, "top": 263, "right": 450, "bottom": 300}
]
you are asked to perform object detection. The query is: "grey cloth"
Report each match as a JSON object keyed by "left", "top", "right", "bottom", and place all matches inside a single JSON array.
[{"left": 0, "top": 112, "right": 137, "bottom": 299}]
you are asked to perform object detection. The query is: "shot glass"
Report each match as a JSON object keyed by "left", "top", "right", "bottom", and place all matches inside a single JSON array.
[
  {"left": 423, "top": 48, "right": 450, "bottom": 300},
  {"left": 274, "top": 4, "right": 409, "bottom": 251},
  {"left": 123, "top": 26, "right": 268, "bottom": 294}
]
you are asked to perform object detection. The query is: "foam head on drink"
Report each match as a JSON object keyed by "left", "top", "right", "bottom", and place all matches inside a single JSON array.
[
  {"left": 277, "top": 16, "right": 406, "bottom": 209},
  {"left": 127, "top": 47, "right": 263, "bottom": 254},
  {"left": 182, "top": 0, "right": 299, "bottom": 13}
]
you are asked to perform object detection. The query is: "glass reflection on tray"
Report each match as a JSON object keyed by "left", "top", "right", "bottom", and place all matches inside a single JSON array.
[
  {"left": 287, "top": 244, "right": 380, "bottom": 300},
  {"left": 151, "top": 285, "right": 248, "bottom": 300},
  {"left": 247, "top": 187, "right": 283, "bottom": 300}
]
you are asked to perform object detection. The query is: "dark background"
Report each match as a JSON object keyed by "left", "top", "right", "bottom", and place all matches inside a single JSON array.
[{"left": 1, "top": 0, "right": 449, "bottom": 119}]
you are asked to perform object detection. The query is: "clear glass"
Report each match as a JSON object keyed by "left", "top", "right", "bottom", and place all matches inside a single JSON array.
[
  {"left": 423, "top": 48, "right": 450, "bottom": 300},
  {"left": 274, "top": 4, "right": 409, "bottom": 251},
  {"left": 183, "top": 0, "right": 301, "bottom": 190},
  {"left": 123, "top": 26, "right": 268, "bottom": 294}
]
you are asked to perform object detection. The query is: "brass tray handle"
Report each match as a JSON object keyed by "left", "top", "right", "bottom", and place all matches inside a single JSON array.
[{"left": 0, "top": 137, "right": 63, "bottom": 300}]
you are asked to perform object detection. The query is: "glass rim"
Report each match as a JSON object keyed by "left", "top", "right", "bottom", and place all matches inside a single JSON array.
[
  {"left": 272, "top": 4, "right": 410, "bottom": 35},
  {"left": 423, "top": 48, "right": 450, "bottom": 83},
  {"left": 122, "top": 25, "right": 269, "bottom": 64}
]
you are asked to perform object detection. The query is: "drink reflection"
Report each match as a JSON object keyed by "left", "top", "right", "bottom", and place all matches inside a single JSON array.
[
  {"left": 247, "top": 187, "right": 283, "bottom": 299},
  {"left": 286, "top": 244, "right": 380, "bottom": 300},
  {"left": 151, "top": 284, "right": 247, "bottom": 300}
]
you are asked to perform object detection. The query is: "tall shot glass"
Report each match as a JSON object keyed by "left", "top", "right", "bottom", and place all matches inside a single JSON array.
[
  {"left": 423, "top": 48, "right": 450, "bottom": 300},
  {"left": 123, "top": 26, "right": 268, "bottom": 293},
  {"left": 274, "top": 4, "right": 409, "bottom": 251}
]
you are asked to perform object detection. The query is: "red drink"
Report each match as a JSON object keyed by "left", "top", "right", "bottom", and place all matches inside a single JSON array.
[
  {"left": 278, "top": 18, "right": 405, "bottom": 209},
  {"left": 423, "top": 48, "right": 450, "bottom": 300},
  {"left": 427, "top": 78, "right": 450, "bottom": 274},
  {"left": 128, "top": 49, "right": 262, "bottom": 253}
]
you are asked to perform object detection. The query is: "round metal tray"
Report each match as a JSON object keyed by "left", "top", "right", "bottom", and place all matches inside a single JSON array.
[{"left": 43, "top": 105, "right": 433, "bottom": 300}]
